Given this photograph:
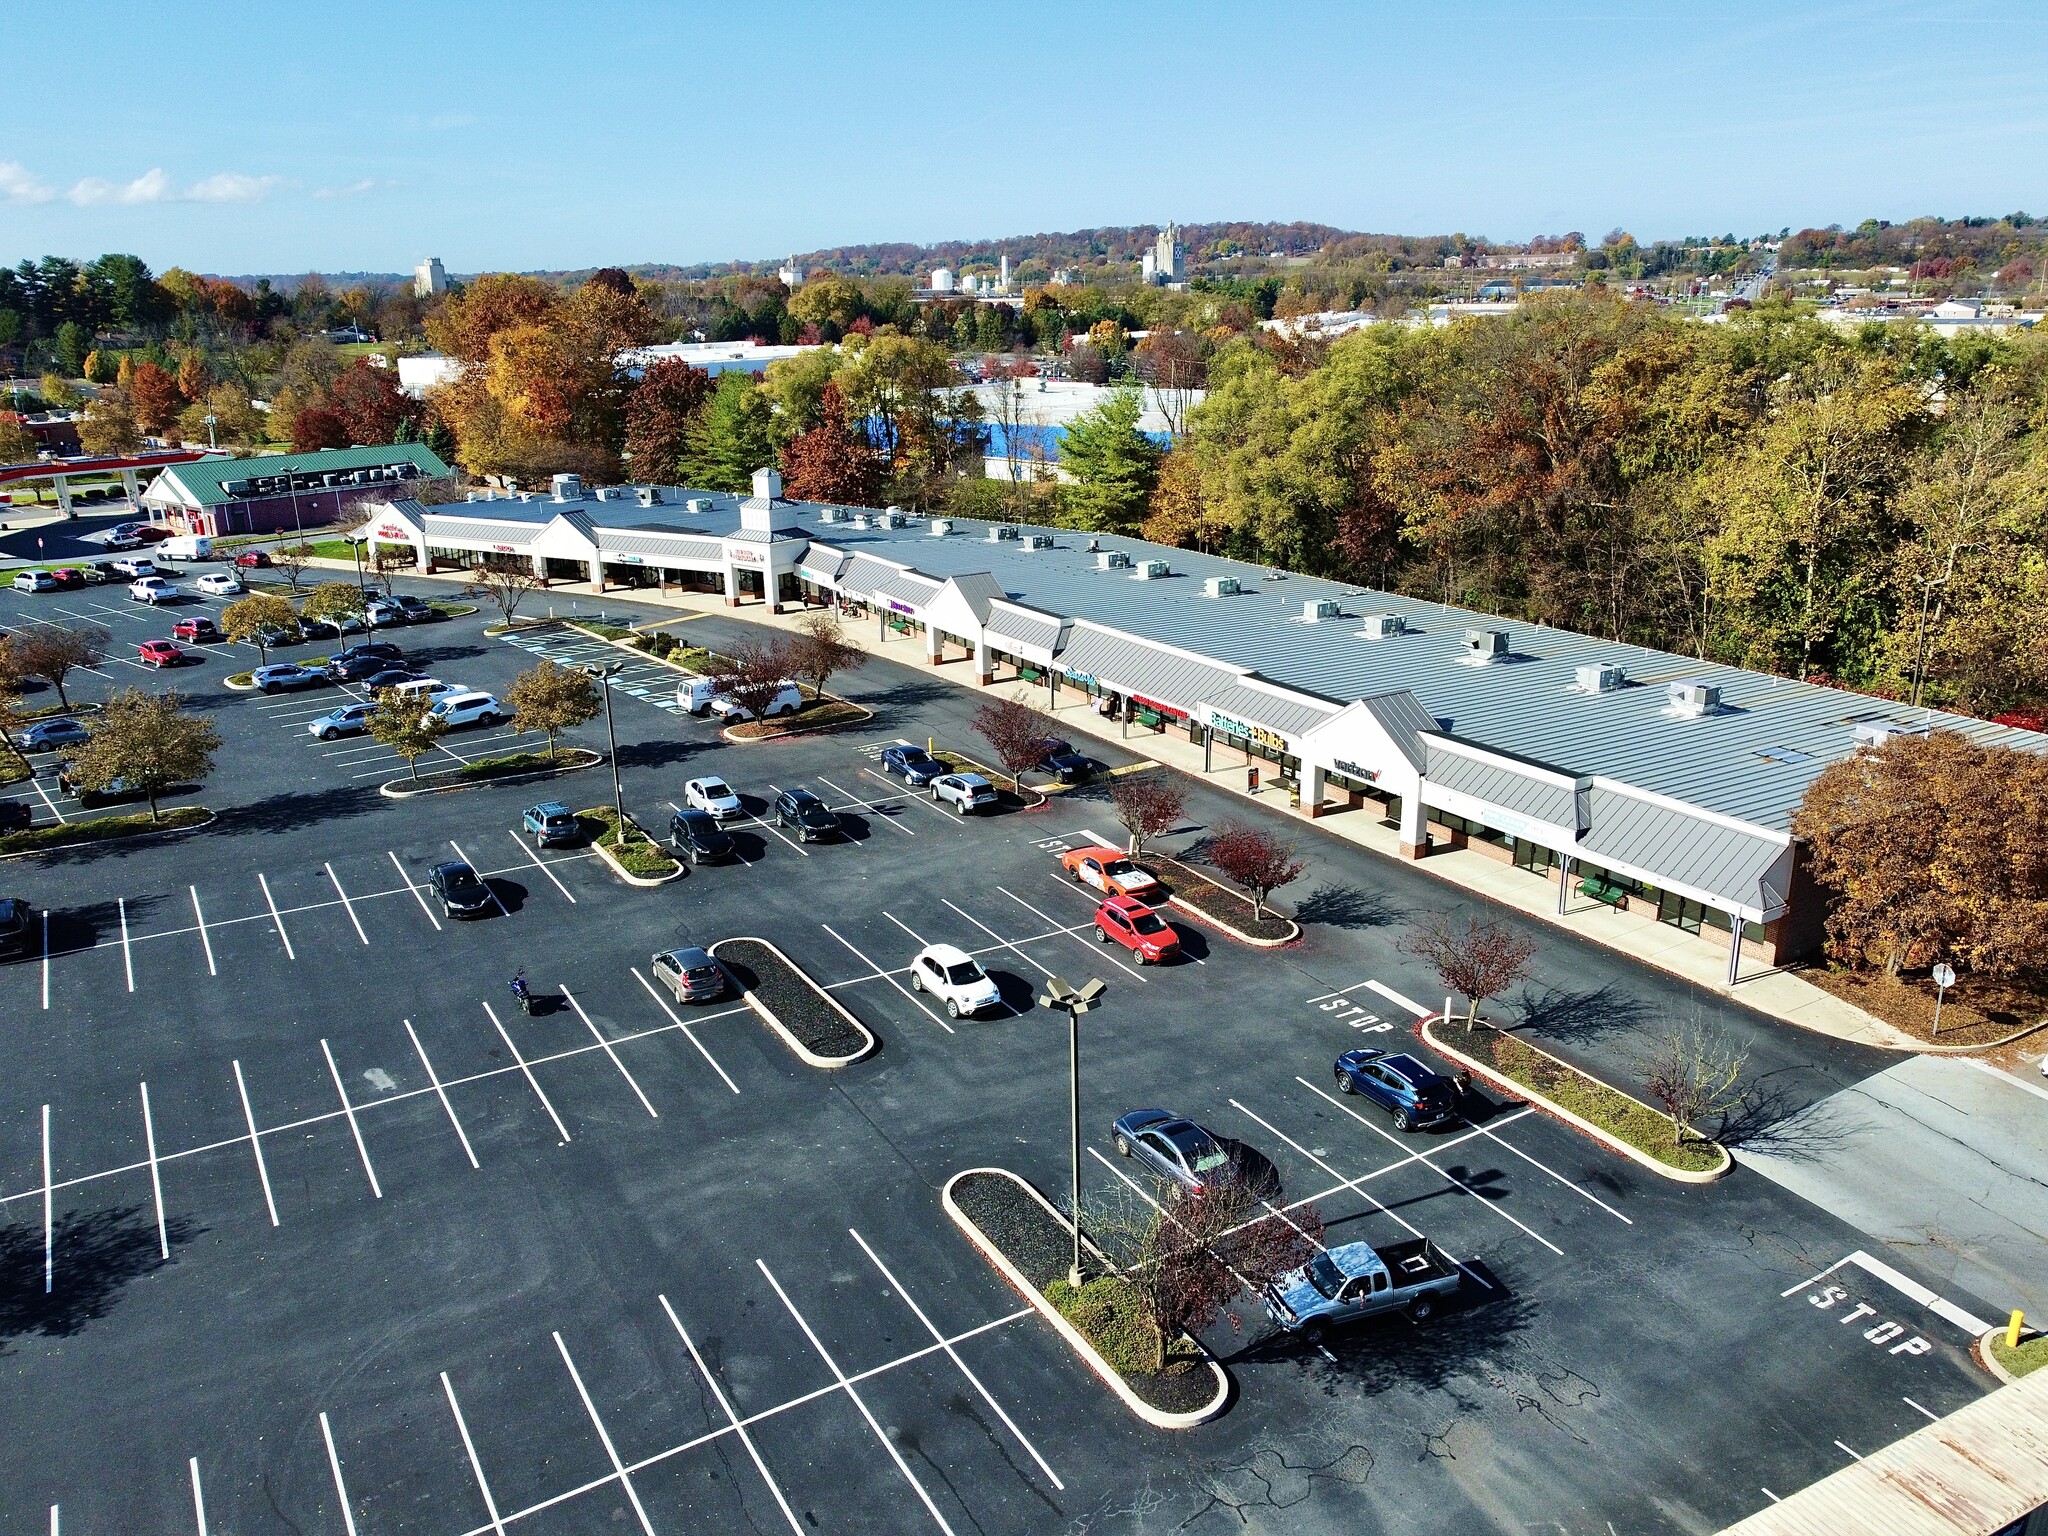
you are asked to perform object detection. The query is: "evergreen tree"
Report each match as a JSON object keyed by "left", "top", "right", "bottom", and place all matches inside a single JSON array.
[
  {"left": 1058, "top": 382, "right": 1163, "bottom": 533},
  {"left": 680, "top": 372, "right": 776, "bottom": 491}
]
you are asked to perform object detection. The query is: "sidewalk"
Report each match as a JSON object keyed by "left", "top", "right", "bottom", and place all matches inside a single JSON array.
[{"left": 339, "top": 563, "right": 1920, "bottom": 1052}]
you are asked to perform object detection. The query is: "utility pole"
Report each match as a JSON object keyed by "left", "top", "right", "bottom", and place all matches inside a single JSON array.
[
  {"left": 584, "top": 661, "right": 627, "bottom": 840},
  {"left": 1036, "top": 974, "right": 1106, "bottom": 1289}
]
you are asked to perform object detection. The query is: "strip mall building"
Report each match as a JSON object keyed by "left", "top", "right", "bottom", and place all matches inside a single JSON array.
[{"left": 362, "top": 468, "right": 2047, "bottom": 983}]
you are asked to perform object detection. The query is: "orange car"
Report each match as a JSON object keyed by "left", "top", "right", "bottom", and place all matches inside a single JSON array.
[{"left": 1060, "top": 845, "right": 1163, "bottom": 901}]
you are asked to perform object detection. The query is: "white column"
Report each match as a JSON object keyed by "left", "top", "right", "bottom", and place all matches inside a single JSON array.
[
  {"left": 54, "top": 476, "right": 73, "bottom": 516},
  {"left": 120, "top": 468, "right": 139, "bottom": 501},
  {"left": 923, "top": 625, "right": 941, "bottom": 666},
  {"left": 1303, "top": 764, "right": 1326, "bottom": 819},
  {"left": 973, "top": 638, "right": 993, "bottom": 684},
  {"left": 1399, "top": 791, "right": 1428, "bottom": 858}
]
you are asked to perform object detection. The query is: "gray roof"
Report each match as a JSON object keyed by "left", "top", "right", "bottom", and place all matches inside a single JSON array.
[
  {"left": 1055, "top": 624, "right": 1247, "bottom": 711},
  {"left": 1198, "top": 675, "right": 1339, "bottom": 740},
  {"left": 1423, "top": 739, "right": 1582, "bottom": 831},
  {"left": 421, "top": 515, "right": 548, "bottom": 547},
  {"left": 1579, "top": 783, "right": 1792, "bottom": 915},
  {"left": 985, "top": 601, "right": 1067, "bottom": 659},
  {"left": 1357, "top": 690, "right": 1439, "bottom": 772},
  {"left": 600, "top": 531, "right": 725, "bottom": 562},
  {"left": 947, "top": 571, "right": 1008, "bottom": 624}
]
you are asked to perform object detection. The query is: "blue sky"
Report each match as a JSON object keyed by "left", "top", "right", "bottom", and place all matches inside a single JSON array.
[{"left": 6, "top": 0, "right": 2045, "bottom": 275}]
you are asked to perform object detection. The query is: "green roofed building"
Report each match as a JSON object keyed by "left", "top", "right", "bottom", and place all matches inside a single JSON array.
[{"left": 139, "top": 443, "right": 452, "bottom": 538}]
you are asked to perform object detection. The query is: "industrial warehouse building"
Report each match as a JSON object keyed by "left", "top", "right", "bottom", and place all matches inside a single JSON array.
[
  {"left": 358, "top": 468, "right": 2048, "bottom": 982},
  {"left": 141, "top": 444, "right": 452, "bottom": 537}
]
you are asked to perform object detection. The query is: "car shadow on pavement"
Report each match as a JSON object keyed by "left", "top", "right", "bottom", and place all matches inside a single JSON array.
[
  {"left": 0, "top": 1206, "right": 202, "bottom": 1350},
  {"left": 483, "top": 877, "right": 529, "bottom": 915}
]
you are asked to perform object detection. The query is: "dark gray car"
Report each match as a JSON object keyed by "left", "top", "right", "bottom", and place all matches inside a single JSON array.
[
  {"left": 1111, "top": 1108, "right": 1236, "bottom": 1194},
  {"left": 651, "top": 946, "right": 725, "bottom": 1003}
]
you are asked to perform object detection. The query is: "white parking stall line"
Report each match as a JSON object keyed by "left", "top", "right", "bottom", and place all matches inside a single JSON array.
[
  {"left": 189, "top": 1457, "right": 210, "bottom": 1536},
  {"left": 405, "top": 1019, "right": 481, "bottom": 1168},
  {"left": 816, "top": 774, "right": 915, "bottom": 834},
  {"left": 857, "top": 765, "right": 954, "bottom": 819},
  {"left": 257, "top": 872, "right": 296, "bottom": 959},
  {"left": 1304, "top": 980, "right": 1379, "bottom": 1006},
  {"left": 553, "top": 1333, "right": 659, "bottom": 1536},
  {"left": 1293, "top": 1078, "right": 1565, "bottom": 1255},
  {"left": 1087, "top": 1146, "right": 1272, "bottom": 1299},
  {"left": 561, "top": 986, "right": 659, "bottom": 1119},
  {"left": 1365, "top": 978, "right": 1430, "bottom": 1018},
  {"left": 1440, "top": 1100, "right": 1634, "bottom": 1225},
  {"left": 482, "top": 1001, "right": 573, "bottom": 1143},
  {"left": 189, "top": 885, "right": 217, "bottom": 975},
  {"left": 233, "top": 1060, "right": 281, "bottom": 1226},
  {"left": 326, "top": 863, "right": 371, "bottom": 944},
  {"left": 449, "top": 840, "right": 512, "bottom": 917},
  {"left": 629, "top": 968, "right": 740, "bottom": 1094},
  {"left": 321, "top": 1039, "right": 384, "bottom": 1199},
  {"left": 658, "top": 1295, "right": 804, "bottom": 1535},
  {"left": 41, "top": 910, "right": 50, "bottom": 1009},
  {"left": 507, "top": 829, "right": 577, "bottom": 902},
  {"left": 117, "top": 897, "right": 134, "bottom": 989},
  {"left": 1042, "top": 869, "right": 1205, "bottom": 964},
  {"left": 848, "top": 1227, "right": 1065, "bottom": 1491},
  {"left": 390, "top": 851, "right": 443, "bottom": 930},
  {"left": 28, "top": 774, "right": 66, "bottom": 823},
  {"left": 41, "top": 1104, "right": 53, "bottom": 1294},
  {"left": 441, "top": 1373, "right": 510, "bottom": 1536},
  {"left": 996, "top": 886, "right": 1145, "bottom": 982},
  {"left": 745, "top": 804, "right": 808, "bottom": 855},
  {"left": 1227, "top": 1098, "right": 1496, "bottom": 1290},
  {"left": 320, "top": 1412, "right": 361, "bottom": 1536},
  {"left": 822, "top": 922, "right": 956, "bottom": 1034},
  {"left": 940, "top": 898, "right": 1056, "bottom": 979},
  {"left": 140, "top": 1082, "right": 169, "bottom": 1260},
  {"left": 755, "top": 1258, "right": 960, "bottom": 1536},
  {"left": 1904, "top": 1396, "right": 1940, "bottom": 1422}
]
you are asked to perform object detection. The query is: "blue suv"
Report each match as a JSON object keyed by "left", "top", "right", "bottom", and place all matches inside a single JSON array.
[{"left": 1332, "top": 1049, "right": 1459, "bottom": 1131}]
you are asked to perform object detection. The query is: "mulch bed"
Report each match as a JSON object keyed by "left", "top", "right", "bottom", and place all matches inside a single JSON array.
[
  {"left": 1151, "top": 858, "right": 1296, "bottom": 943},
  {"left": 949, "top": 1170, "right": 1213, "bottom": 1415},
  {"left": 1805, "top": 966, "right": 2047, "bottom": 1048},
  {"left": 725, "top": 700, "right": 873, "bottom": 741},
  {"left": 716, "top": 938, "right": 872, "bottom": 1060}
]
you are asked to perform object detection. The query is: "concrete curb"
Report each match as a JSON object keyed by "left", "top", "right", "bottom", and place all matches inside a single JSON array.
[
  {"left": 720, "top": 701, "right": 876, "bottom": 745},
  {"left": 1974, "top": 1330, "right": 2039, "bottom": 1385},
  {"left": 588, "top": 828, "right": 682, "bottom": 886},
  {"left": 940, "top": 1167, "right": 1231, "bottom": 1430},
  {"left": 1421, "top": 1018, "right": 1732, "bottom": 1184},
  {"left": 711, "top": 936, "right": 876, "bottom": 1068},
  {"left": 0, "top": 808, "right": 217, "bottom": 861},
  {"left": 1164, "top": 893, "right": 1300, "bottom": 948},
  {"left": 377, "top": 750, "right": 602, "bottom": 800}
]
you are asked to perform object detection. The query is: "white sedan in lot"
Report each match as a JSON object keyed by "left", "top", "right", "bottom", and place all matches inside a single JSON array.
[
  {"left": 683, "top": 776, "right": 744, "bottom": 820},
  {"left": 194, "top": 571, "right": 243, "bottom": 596},
  {"left": 908, "top": 943, "right": 1003, "bottom": 1018}
]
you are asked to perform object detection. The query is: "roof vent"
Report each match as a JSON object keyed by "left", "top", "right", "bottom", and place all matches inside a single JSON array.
[
  {"left": 1463, "top": 628, "right": 1510, "bottom": 664},
  {"left": 1304, "top": 598, "right": 1340, "bottom": 622},
  {"left": 1096, "top": 550, "right": 1131, "bottom": 570},
  {"left": 1025, "top": 533, "right": 1055, "bottom": 550},
  {"left": 1203, "top": 575, "right": 1240, "bottom": 598},
  {"left": 928, "top": 518, "right": 952, "bottom": 536},
  {"left": 1575, "top": 663, "right": 1626, "bottom": 693},
  {"left": 1132, "top": 559, "right": 1171, "bottom": 580},
  {"left": 1666, "top": 680, "right": 1721, "bottom": 718},
  {"left": 465, "top": 491, "right": 483, "bottom": 502},
  {"left": 1854, "top": 719, "right": 1930, "bottom": 748},
  {"left": 988, "top": 523, "right": 1017, "bottom": 542},
  {"left": 818, "top": 507, "right": 839, "bottom": 523},
  {"left": 551, "top": 473, "right": 582, "bottom": 502},
  {"left": 1359, "top": 613, "right": 1406, "bottom": 638},
  {"left": 850, "top": 513, "right": 871, "bottom": 530}
]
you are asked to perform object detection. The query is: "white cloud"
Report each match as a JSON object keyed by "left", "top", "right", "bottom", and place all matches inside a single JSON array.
[
  {"left": 313, "top": 177, "right": 395, "bottom": 200},
  {"left": 0, "top": 161, "right": 56, "bottom": 204},
  {"left": 64, "top": 167, "right": 280, "bottom": 206}
]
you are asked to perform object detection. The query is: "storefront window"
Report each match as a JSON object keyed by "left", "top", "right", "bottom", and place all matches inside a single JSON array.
[{"left": 1657, "top": 891, "right": 1764, "bottom": 943}]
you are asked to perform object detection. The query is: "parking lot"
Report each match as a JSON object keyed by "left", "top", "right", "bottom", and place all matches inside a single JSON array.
[{"left": 0, "top": 575, "right": 2013, "bottom": 1534}]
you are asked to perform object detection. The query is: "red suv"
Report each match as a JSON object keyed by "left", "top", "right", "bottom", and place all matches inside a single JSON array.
[
  {"left": 1094, "top": 896, "right": 1180, "bottom": 964},
  {"left": 173, "top": 617, "right": 221, "bottom": 643},
  {"left": 137, "top": 640, "right": 188, "bottom": 668},
  {"left": 234, "top": 550, "right": 271, "bottom": 568}
]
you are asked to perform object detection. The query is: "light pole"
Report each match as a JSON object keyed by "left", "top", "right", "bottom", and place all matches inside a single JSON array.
[
  {"left": 203, "top": 413, "right": 218, "bottom": 450},
  {"left": 583, "top": 661, "right": 627, "bottom": 837},
  {"left": 1037, "top": 974, "right": 1106, "bottom": 1289}
]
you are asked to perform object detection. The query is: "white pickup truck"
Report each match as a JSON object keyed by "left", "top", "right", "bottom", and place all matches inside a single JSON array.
[{"left": 1263, "top": 1238, "right": 1462, "bottom": 1343}]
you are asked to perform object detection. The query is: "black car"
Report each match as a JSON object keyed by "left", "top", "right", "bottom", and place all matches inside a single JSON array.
[
  {"left": 774, "top": 787, "right": 839, "bottom": 842},
  {"left": 1035, "top": 738, "right": 1092, "bottom": 783},
  {"left": 363, "top": 668, "right": 418, "bottom": 690},
  {"left": 394, "top": 595, "right": 435, "bottom": 621},
  {"left": 335, "top": 641, "right": 404, "bottom": 666},
  {"left": 0, "top": 802, "right": 31, "bottom": 833},
  {"left": 326, "top": 651, "right": 398, "bottom": 682},
  {"left": 668, "top": 807, "right": 735, "bottom": 863},
  {"left": 0, "top": 897, "right": 30, "bottom": 959},
  {"left": 426, "top": 859, "right": 494, "bottom": 918}
]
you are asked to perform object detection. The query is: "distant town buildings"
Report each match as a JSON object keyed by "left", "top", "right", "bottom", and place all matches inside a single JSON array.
[
  {"left": 413, "top": 257, "right": 448, "bottom": 298},
  {"left": 929, "top": 266, "right": 956, "bottom": 294},
  {"left": 777, "top": 255, "right": 804, "bottom": 289},
  {"left": 1140, "top": 223, "right": 1183, "bottom": 285}
]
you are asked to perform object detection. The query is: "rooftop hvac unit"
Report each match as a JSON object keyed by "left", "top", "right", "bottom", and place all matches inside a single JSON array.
[
  {"left": 818, "top": 508, "right": 839, "bottom": 522},
  {"left": 685, "top": 497, "right": 712, "bottom": 514},
  {"left": 465, "top": 491, "right": 483, "bottom": 502},
  {"left": 1464, "top": 628, "right": 1509, "bottom": 662},
  {"left": 1096, "top": 550, "right": 1131, "bottom": 570},
  {"left": 928, "top": 518, "right": 952, "bottom": 536},
  {"left": 1667, "top": 681, "right": 1721, "bottom": 717},
  {"left": 1203, "top": 575, "right": 1240, "bottom": 598},
  {"left": 551, "top": 473, "right": 582, "bottom": 501},
  {"left": 1853, "top": 719, "right": 1930, "bottom": 747},
  {"left": 1025, "top": 533, "right": 1054, "bottom": 550},
  {"left": 851, "top": 513, "right": 871, "bottom": 530},
  {"left": 1304, "top": 598, "right": 1340, "bottom": 622},
  {"left": 988, "top": 524, "right": 1016, "bottom": 542},
  {"left": 881, "top": 506, "right": 907, "bottom": 528},
  {"left": 1575, "top": 663, "right": 1626, "bottom": 693},
  {"left": 636, "top": 487, "right": 659, "bottom": 507},
  {"left": 1132, "top": 559, "right": 1171, "bottom": 580},
  {"left": 1359, "top": 613, "right": 1405, "bottom": 638}
]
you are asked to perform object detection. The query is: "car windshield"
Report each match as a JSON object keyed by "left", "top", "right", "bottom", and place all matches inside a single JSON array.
[
  {"left": 701, "top": 781, "right": 731, "bottom": 798},
  {"left": 899, "top": 748, "right": 932, "bottom": 763},
  {"left": 944, "top": 961, "right": 984, "bottom": 985},
  {"left": 1130, "top": 912, "right": 1169, "bottom": 936},
  {"left": 1103, "top": 859, "right": 1137, "bottom": 878},
  {"left": 1306, "top": 1253, "right": 1346, "bottom": 1299},
  {"left": 444, "top": 867, "right": 480, "bottom": 891},
  {"left": 1187, "top": 1143, "right": 1229, "bottom": 1174}
]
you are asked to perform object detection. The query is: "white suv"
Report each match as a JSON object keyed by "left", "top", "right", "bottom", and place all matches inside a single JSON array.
[
  {"left": 423, "top": 691, "right": 504, "bottom": 729},
  {"left": 908, "top": 944, "right": 1002, "bottom": 1018},
  {"left": 931, "top": 772, "right": 997, "bottom": 814},
  {"left": 111, "top": 556, "right": 159, "bottom": 579}
]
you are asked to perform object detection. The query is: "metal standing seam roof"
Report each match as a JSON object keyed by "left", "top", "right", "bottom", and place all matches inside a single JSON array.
[
  {"left": 869, "top": 570, "right": 945, "bottom": 610},
  {"left": 1197, "top": 676, "right": 1340, "bottom": 740},
  {"left": 1578, "top": 782, "right": 1793, "bottom": 915},
  {"left": 420, "top": 515, "right": 550, "bottom": 547},
  {"left": 1352, "top": 690, "right": 1441, "bottom": 772},
  {"left": 1054, "top": 624, "right": 1250, "bottom": 713},
  {"left": 984, "top": 600, "right": 1066, "bottom": 656},
  {"left": 164, "top": 444, "right": 452, "bottom": 506},
  {"left": 1423, "top": 739, "right": 1583, "bottom": 830},
  {"left": 945, "top": 571, "right": 1008, "bottom": 624},
  {"left": 597, "top": 531, "right": 726, "bottom": 562}
]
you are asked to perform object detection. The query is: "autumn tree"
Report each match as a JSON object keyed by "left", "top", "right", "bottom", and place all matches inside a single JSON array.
[
  {"left": 1108, "top": 772, "right": 1188, "bottom": 858},
  {"left": 680, "top": 371, "right": 776, "bottom": 491},
  {"left": 367, "top": 685, "right": 448, "bottom": 782},
  {"left": 65, "top": 687, "right": 219, "bottom": 822},
  {"left": 220, "top": 593, "right": 296, "bottom": 662},
  {"left": 299, "top": 581, "right": 367, "bottom": 631},
  {"left": 328, "top": 358, "right": 419, "bottom": 445},
  {"left": 1204, "top": 821, "right": 1308, "bottom": 920},
  {"left": 973, "top": 694, "right": 1054, "bottom": 790},
  {"left": 507, "top": 658, "right": 600, "bottom": 760},
  {"left": 78, "top": 395, "right": 141, "bottom": 456},
  {"left": 786, "top": 609, "right": 865, "bottom": 701},
  {"left": 711, "top": 635, "right": 796, "bottom": 720},
  {"left": 271, "top": 541, "right": 312, "bottom": 595},
  {"left": 779, "top": 381, "right": 883, "bottom": 505},
  {"left": 10, "top": 623, "right": 108, "bottom": 709},
  {"left": 622, "top": 357, "right": 711, "bottom": 481},
  {"left": 466, "top": 563, "right": 546, "bottom": 626},
  {"left": 1638, "top": 1021, "right": 1749, "bottom": 1145},
  {"left": 291, "top": 404, "right": 351, "bottom": 452},
  {"left": 1398, "top": 911, "right": 1539, "bottom": 1023},
  {"left": 0, "top": 414, "right": 36, "bottom": 463},
  {"left": 128, "top": 362, "right": 185, "bottom": 436}
]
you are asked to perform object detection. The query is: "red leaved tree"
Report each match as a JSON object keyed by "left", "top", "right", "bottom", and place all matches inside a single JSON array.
[
  {"left": 781, "top": 381, "right": 883, "bottom": 505},
  {"left": 713, "top": 636, "right": 796, "bottom": 721},
  {"left": 623, "top": 357, "right": 712, "bottom": 482},
  {"left": 1398, "top": 911, "right": 1538, "bottom": 1024},
  {"left": 1204, "top": 821, "right": 1307, "bottom": 920},
  {"left": 1109, "top": 771, "right": 1188, "bottom": 859},
  {"left": 329, "top": 358, "right": 420, "bottom": 445},
  {"left": 128, "top": 362, "right": 185, "bottom": 436},
  {"left": 973, "top": 694, "right": 1053, "bottom": 790}
]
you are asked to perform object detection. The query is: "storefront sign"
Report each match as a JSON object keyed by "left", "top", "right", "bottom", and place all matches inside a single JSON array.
[
  {"left": 375, "top": 524, "right": 408, "bottom": 539},
  {"left": 492, "top": 544, "right": 515, "bottom": 554},
  {"left": 886, "top": 599, "right": 916, "bottom": 616},
  {"left": 1333, "top": 758, "right": 1379, "bottom": 782},
  {"left": 1134, "top": 694, "right": 1188, "bottom": 721},
  {"left": 1058, "top": 667, "right": 1096, "bottom": 686},
  {"left": 1205, "top": 707, "right": 1286, "bottom": 752},
  {"left": 728, "top": 547, "right": 763, "bottom": 565}
]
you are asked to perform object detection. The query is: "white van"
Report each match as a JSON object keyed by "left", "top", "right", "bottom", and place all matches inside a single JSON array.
[
  {"left": 674, "top": 677, "right": 720, "bottom": 715},
  {"left": 157, "top": 534, "right": 214, "bottom": 561},
  {"left": 710, "top": 682, "right": 803, "bottom": 722}
]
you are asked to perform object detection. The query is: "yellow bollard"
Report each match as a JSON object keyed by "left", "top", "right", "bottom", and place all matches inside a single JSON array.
[{"left": 2009, "top": 1310, "right": 2026, "bottom": 1349}]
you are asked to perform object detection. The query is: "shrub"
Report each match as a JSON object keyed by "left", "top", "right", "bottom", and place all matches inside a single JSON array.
[{"left": 1045, "top": 1275, "right": 1161, "bottom": 1376}]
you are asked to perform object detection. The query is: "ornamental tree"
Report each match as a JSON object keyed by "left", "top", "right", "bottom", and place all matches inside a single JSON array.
[
  {"left": 786, "top": 609, "right": 865, "bottom": 702},
  {"left": 366, "top": 686, "right": 448, "bottom": 782},
  {"left": 66, "top": 687, "right": 219, "bottom": 822},
  {"left": 1398, "top": 911, "right": 1539, "bottom": 1024},
  {"left": 1204, "top": 821, "right": 1307, "bottom": 921},
  {"left": 508, "top": 658, "right": 600, "bottom": 760},
  {"left": 1109, "top": 771, "right": 1188, "bottom": 859},
  {"left": 9, "top": 622, "right": 108, "bottom": 709},
  {"left": 220, "top": 593, "right": 296, "bottom": 663},
  {"left": 973, "top": 694, "right": 1054, "bottom": 790}
]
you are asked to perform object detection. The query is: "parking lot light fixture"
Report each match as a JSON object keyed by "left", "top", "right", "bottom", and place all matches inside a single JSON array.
[
  {"left": 1037, "top": 974, "right": 1105, "bottom": 1290},
  {"left": 582, "top": 661, "right": 628, "bottom": 841}
]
